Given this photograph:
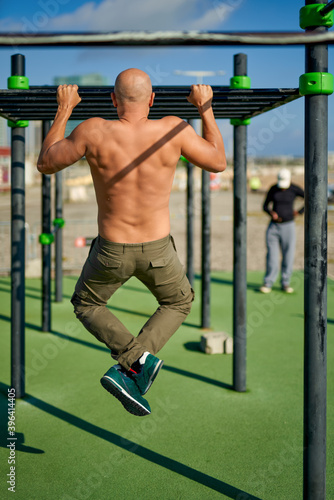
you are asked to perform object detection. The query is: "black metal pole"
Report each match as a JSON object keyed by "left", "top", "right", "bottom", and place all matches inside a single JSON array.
[
  {"left": 186, "top": 162, "right": 195, "bottom": 287},
  {"left": 303, "top": 1, "right": 328, "bottom": 498},
  {"left": 55, "top": 171, "right": 63, "bottom": 302},
  {"left": 201, "top": 157, "right": 211, "bottom": 328},
  {"left": 41, "top": 121, "right": 52, "bottom": 332},
  {"left": 321, "top": 0, "right": 334, "bottom": 15},
  {"left": 233, "top": 53, "right": 248, "bottom": 392},
  {"left": 10, "top": 54, "right": 26, "bottom": 398},
  {"left": 186, "top": 119, "right": 195, "bottom": 288}
]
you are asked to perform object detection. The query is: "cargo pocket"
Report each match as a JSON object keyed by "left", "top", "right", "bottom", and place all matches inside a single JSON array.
[
  {"left": 149, "top": 257, "right": 174, "bottom": 286},
  {"left": 179, "top": 276, "right": 195, "bottom": 302},
  {"left": 97, "top": 253, "right": 122, "bottom": 269},
  {"left": 150, "top": 258, "right": 168, "bottom": 268}
]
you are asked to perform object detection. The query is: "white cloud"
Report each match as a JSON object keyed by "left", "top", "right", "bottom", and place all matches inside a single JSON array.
[
  {"left": 50, "top": 0, "right": 194, "bottom": 31},
  {"left": 0, "top": 17, "right": 25, "bottom": 32},
  {"left": 0, "top": 0, "right": 238, "bottom": 33},
  {"left": 189, "top": 7, "right": 225, "bottom": 30}
]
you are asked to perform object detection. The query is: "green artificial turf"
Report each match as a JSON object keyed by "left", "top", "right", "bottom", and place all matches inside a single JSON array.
[{"left": 0, "top": 272, "right": 333, "bottom": 500}]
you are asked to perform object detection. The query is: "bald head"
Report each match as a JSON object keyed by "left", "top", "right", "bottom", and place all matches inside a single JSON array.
[{"left": 114, "top": 69, "right": 153, "bottom": 104}]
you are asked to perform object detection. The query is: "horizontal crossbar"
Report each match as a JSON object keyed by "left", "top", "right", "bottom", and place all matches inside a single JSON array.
[{"left": 0, "top": 30, "right": 334, "bottom": 47}]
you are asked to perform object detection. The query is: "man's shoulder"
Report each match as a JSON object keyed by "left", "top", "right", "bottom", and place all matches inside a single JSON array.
[
  {"left": 81, "top": 117, "right": 108, "bottom": 128},
  {"left": 76, "top": 117, "right": 124, "bottom": 135},
  {"left": 157, "top": 115, "right": 187, "bottom": 126},
  {"left": 155, "top": 116, "right": 189, "bottom": 135}
]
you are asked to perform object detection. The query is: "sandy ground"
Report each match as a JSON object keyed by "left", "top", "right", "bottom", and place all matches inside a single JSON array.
[{"left": 1, "top": 174, "right": 333, "bottom": 279}]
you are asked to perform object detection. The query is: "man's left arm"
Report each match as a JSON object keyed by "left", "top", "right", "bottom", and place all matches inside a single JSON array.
[
  {"left": 293, "top": 184, "right": 305, "bottom": 216},
  {"left": 37, "top": 85, "right": 86, "bottom": 175}
]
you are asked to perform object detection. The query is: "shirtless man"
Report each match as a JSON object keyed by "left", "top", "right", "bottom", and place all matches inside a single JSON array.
[{"left": 37, "top": 68, "right": 226, "bottom": 416}]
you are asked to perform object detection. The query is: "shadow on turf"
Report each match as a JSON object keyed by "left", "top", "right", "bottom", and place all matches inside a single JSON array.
[
  {"left": 0, "top": 390, "right": 44, "bottom": 454},
  {"left": 0, "top": 382, "right": 261, "bottom": 499},
  {"left": 194, "top": 274, "right": 260, "bottom": 290},
  {"left": 0, "top": 313, "right": 43, "bottom": 333},
  {"left": 0, "top": 314, "right": 231, "bottom": 390},
  {"left": 163, "top": 365, "right": 233, "bottom": 391}
]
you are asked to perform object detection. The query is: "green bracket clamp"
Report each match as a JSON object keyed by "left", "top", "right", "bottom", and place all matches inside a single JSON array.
[
  {"left": 39, "top": 233, "right": 54, "bottom": 245},
  {"left": 230, "top": 118, "right": 251, "bottom": 126},
  {"left": 299, "top": 4, "right": 334, "bottom": 30},
  {"left": 53, "top": 217, "right": 65, "bottom": 229},
  {"left": 230, "top": 76, "right": 251, "bottom": 125},
  {"left": 299, "top": 72, "right": 333, "bottom": 95},
  {"left": 230, "top": 76, "right": 251, "bottom": 90},
  {"left": 8, "top": 120, "right": 29, "bottom": 128},
  {"left": 8, "top": 76, "right": 29, "bottom": 90},
  {"left": 7, "top": 75, "right": 29, "bottom": 128},
  {"left": 39, "top": 218, "right": 65, "bottom": 244}
]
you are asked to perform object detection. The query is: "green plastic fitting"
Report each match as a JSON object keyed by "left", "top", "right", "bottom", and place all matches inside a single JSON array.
[
  {"left": 39, "top": 233, "right": 54, "bottom": 245},
  {"left": 53, "top": 218, "right": 65, "bottom": 229},
  {"left": 230, "top": 76, "right": 251, "bottom": 90},
  {"left": 230, "top": 118, "right": 251, "bottom": 126},
  {"left": 8, "top": 120, "right": 29, "bottom": 128},
  {"left": 7, "top": 76, "right": 29, "bottom": 90},
  {"left": 299, "top": 72, "right": 334, "bottom": 95},
  {"left": 299, "top": 4, "right": 334, "bottom": 30},
  {"left": 7, "top": 75, "right": 29, "bottom": 128}
]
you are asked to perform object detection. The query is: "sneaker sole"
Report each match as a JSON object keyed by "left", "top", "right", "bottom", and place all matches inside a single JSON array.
[
  {"left": 100, "top": 375, "right": 150, "bottom": 417},
  {"left": 142, "top": 359, "right": 164, "bottom": 395}
]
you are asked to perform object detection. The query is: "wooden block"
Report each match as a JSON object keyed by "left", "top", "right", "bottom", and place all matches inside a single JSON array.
[
  {"left": 224, "top": 336, "right": 233, "bottom": 354},
  {"left": 200, "top": 332, "right": 228, "bottom": 354}
]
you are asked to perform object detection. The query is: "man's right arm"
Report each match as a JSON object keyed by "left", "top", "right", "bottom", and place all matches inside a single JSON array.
[{"left": 180, "top": 85, "right": 226, "bottom": 173}]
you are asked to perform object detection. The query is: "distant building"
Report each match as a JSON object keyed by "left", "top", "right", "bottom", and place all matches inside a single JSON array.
[
  {"left": 0, "top": 118, "right": 9, "bottom": 147},
  {"left": 27, "top": 121, "right": 42, "bottom": 157},
  {"left": 53, "top": 73, "right": 109, "bottom": 136},
  {"left": 0, "top": 146, "right": 11, "bottom": 190},
  {"left": 53, "top": 73, "right": 108, "bottom": 87}
]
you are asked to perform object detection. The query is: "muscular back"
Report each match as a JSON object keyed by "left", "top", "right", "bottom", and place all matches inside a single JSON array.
[{"left": 83, "top": 116, "right": 185, "bottom": 243}]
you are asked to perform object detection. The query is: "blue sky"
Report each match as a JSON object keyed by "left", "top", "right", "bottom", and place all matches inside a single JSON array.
[{"left": 0, "top": 0, "right": 333, "bottom": 157}]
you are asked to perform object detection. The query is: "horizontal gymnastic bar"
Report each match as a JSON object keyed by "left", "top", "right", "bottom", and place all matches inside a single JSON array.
[
  {"left": 0, "top": 87, "right": 300, "bottom": 98},
  {"left": 1, "top": 31, "right": 334, "bottom": 47}
]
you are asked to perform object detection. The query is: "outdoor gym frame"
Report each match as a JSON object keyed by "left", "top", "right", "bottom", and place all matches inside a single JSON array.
[{"left": 1, "top": 1, "right": 333, "bottom": 498}]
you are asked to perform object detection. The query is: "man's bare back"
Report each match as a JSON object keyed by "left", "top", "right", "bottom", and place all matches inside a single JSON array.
[
  {"left": 37, "top": 68, "right": 226, "bottom": 243},
  {"left": 81, "top": 116, "right": 188, "bottom": 242}
]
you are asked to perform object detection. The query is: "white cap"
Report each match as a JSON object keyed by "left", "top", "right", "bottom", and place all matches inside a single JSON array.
[{"left": 277, "top": 168, "right": 291, "bottom": 189}]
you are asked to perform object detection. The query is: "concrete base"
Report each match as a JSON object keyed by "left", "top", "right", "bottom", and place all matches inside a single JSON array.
[{"left": 200, "top": 331, "right": 233, "bottom": 354}]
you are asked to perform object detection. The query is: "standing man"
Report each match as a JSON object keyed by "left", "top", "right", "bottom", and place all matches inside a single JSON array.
[
  {"left": 37, "top": 69, "right": 226, "bottom": 416},
  {"left": 260, "top": 168, "right": 304, "bottom": 294}
]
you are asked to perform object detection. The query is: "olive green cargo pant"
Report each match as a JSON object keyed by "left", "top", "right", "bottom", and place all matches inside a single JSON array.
[{"left": 71, "top": 234, "right": 194, "bottom": 370}]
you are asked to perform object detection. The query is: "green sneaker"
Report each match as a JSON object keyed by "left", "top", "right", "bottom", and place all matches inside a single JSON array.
[
  {"left": 100, "top": 365, "right": 151, "bottom": 417},
  {"left": 129, "top": 352, "right": 164, "bottom": 395}
]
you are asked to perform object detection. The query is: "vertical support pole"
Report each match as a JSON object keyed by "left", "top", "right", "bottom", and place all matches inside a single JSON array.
[
  {"left": 186, "top": 161, "right": 195, "bottom": 287},
  {"left": 10, "top": 54, "right": 26, "bottom": 398},
  {"left": 201, "top": 168, "right": 211, "bottom": 329},
  {"left": 303, "top": 2, "right": 328, "bottom": 498},
  {"left": 196, "top": 115, "right": 211, "bottom": 329},
  {"left": 55, "top": 171, "right": 63, "bottom": 302},
  {"left": 187, "top": 120, "right": 196, "bottom": 288},
  {"left": 232, "top": 53, "right": 248, "bottom": 392},
  {"left": 41, "top": 121, "right": 52, "bottom": 332}
]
